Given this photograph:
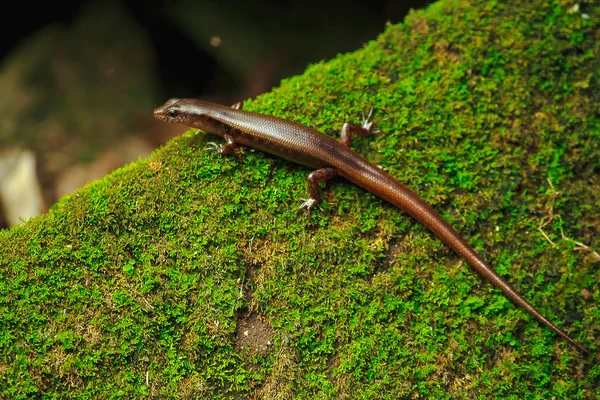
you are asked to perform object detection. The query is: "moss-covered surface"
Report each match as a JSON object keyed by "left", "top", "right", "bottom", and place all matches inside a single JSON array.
[{"left": 1, "top": 0, "right": 599, "bottom": 398}]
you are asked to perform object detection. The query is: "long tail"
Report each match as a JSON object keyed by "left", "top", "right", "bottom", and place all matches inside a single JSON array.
[{"left": 344, "top": 164, "right": 588, "bottom": 354}]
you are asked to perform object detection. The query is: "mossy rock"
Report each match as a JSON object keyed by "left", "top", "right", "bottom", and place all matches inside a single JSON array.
[{"left": 1, "top": 0, "right": 598, "bottom": 398}]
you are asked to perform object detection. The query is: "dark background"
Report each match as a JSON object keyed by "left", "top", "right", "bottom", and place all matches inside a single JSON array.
[
  {"left": 1, "top": 0, "right": 432, "bottom": 100},
  {"left": 0, "top": 0, "right": 432, "bottom": 228}
]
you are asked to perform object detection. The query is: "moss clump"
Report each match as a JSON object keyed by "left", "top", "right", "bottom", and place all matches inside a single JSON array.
[{"left": 1, "top": 0, "right": 598, "bottom": 398}]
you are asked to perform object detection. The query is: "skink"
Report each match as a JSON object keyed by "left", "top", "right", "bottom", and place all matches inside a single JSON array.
[{"left": 153, "top": 98, "right": 587, "bottom": 354}]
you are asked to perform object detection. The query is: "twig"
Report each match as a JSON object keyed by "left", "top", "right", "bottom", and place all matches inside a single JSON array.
[{"left": 537, "top": 178, "right": 599, "bottom": 261}]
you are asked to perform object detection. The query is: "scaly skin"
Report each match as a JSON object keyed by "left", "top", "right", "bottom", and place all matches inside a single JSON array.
[{"left": 154, "top": 98, "right": 588, "bottom": 354}]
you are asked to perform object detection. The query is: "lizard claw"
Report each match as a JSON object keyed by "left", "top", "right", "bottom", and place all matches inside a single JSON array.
[
  {"left": 205, "top": 142, "right": 221, "bottom": 151},
  {"left": 361, "top": 107, "right": 375, "bottom": 132},
  {"left": 298, "top": 198, "right": 318, "bottom": 210}
]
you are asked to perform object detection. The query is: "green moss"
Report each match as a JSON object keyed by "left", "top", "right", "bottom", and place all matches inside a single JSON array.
[{"left": 1, "top": 0, "right": 599, "bottom": 398}]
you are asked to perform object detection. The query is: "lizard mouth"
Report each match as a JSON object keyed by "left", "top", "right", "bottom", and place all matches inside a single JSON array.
[
  {"left": 154, "top": 98, "right": 180, "bottom": 121},
  {"left": 153, "top": 106, "right": 166, "bottom": 121},
  {"left": 153, "top": 98, "right": 182, "bottom": 122}
]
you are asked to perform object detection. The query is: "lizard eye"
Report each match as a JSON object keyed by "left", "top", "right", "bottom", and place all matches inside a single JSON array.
[{"left": 167, "top": 109, "right": 177, "bottom": 118}]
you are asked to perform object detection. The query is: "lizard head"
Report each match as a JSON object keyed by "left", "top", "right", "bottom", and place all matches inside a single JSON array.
[
  {"left": 154, "top": 98, "right": 229, "bottom": 136},
  {"left": 153, "top": 98, "right": 192, "bottom": 125}
]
